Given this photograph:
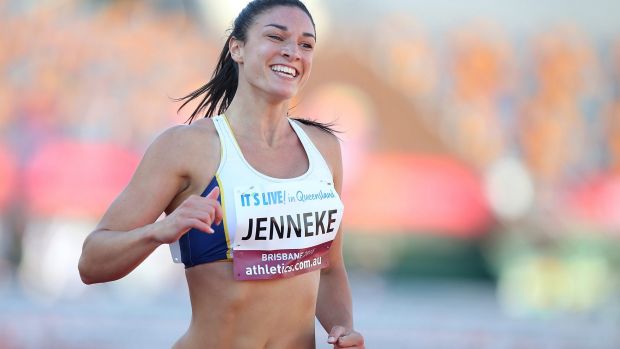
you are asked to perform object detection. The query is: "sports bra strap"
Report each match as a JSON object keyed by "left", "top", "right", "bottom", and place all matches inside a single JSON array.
[{"left": 287, "top": 118, "right": 327, "bottom": 169}]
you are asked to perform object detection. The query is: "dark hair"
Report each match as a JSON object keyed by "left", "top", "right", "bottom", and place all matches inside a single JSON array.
[{"left": 175, "top": 0, "right": 338, "bottom": 135}]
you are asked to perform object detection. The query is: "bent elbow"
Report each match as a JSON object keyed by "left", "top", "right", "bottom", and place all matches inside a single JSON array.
[
  {"left": 80, "top": 275, "right": 95, "bottom": 285},
  {"left": 78, "top": 259, "right": 95, "bottom": 285},
  {"left": 78, "top": 234, "right": 105, "bottom": 285},
  {"left": 78, "top": 254, "right": 105, "bottom": 285},
  {"left": 78, "top": 255, "right": 123, "bottom": 285}
]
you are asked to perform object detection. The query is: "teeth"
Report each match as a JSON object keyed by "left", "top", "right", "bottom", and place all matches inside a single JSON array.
[{"left": 271, "top": 65, "right": 297, "bottom": 77}]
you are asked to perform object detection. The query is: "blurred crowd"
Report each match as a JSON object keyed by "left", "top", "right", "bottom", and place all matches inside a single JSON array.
[
  {"left": 1, "top": 0, "right": 620, "bottom": 317},
  {"left": 363, "top": 14, "right": 620, "bottom": 215},
  {"left": 358, "top": 14, "right": 620, "bottom": 314}
]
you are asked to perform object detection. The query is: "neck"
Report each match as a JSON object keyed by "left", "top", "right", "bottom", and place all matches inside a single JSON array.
[{"left": 224, "top": 83, "right": 293, "bottom": 146}]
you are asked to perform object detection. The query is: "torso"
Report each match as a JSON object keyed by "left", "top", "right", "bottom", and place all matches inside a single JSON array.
[
  {"left": 177, "top": 262, "right": 320, "bottom": 349},
  {"left": 167, "top": 116, "right": 337, "bottom": 349}
]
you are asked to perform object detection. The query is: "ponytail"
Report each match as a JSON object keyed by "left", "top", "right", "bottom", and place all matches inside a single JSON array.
[{"left": 175, "top": 34, "right": 238, "bottom": 123}]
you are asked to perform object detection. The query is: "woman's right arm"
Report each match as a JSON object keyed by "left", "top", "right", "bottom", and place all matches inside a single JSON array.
[{"left": 78, "top": 126, "right": 222, "bottom": 284}]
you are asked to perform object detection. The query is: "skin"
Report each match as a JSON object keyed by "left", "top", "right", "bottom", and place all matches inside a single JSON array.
[{"left": 78, "top": 6, "right": 364, "bottom": 349}]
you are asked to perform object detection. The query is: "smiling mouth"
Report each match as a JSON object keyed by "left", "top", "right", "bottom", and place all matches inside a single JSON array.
[{"left": 270, "top": 64, "right": 298, "bottom": 78}]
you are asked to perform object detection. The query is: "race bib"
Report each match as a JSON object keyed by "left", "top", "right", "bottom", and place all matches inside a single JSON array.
[{"left": 232, "top": 180, "right": 343, "bottom": 280}]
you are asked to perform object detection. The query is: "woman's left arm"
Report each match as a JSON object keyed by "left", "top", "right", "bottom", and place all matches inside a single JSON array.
[
  {"left": 317, "top": 227, "right": 365, "bottom": 348},
  {"left": 315, "top": 132, "right": 365, "bottom": 349}
]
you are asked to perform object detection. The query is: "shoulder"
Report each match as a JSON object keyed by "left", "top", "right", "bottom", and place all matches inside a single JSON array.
[
  {"left": 143, "top": 118, "right": 219, "bottom": 172},
  {"left": 154, "top": 118, "right": 216, "bottom": 144},
  {"left": 150, "top": 118, "right": 217, "bottom": 151}
]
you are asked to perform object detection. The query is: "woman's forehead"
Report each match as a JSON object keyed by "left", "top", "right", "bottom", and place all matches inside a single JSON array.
[{"left": 252, "top": 6, "right": 315, "bottom": 35}]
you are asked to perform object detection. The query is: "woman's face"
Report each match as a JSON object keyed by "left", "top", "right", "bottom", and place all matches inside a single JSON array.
[{"left": 231, "top": 6, "right": 316, "bottom": 102}]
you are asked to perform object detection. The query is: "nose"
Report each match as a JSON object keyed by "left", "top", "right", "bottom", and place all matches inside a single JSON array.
[{"left": 281, "top": 43, "right": 300, "bottom": 60}]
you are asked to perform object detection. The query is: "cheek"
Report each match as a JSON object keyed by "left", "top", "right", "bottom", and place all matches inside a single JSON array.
[
  {"left": 244, "top": 50, "right": 267, "bottom": 80},
  {"left": 303, "top": 56, "right": 313, "bottom": 77}
]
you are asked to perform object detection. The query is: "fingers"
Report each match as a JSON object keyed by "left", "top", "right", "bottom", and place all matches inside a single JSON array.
[
  {"left": 205, "top": 187, "right": 223, "bottom": 225},
  {"left": 205, "top": 186, "right": 220, "bottom": 200},
  {"left": 328, "top": 326, "right": 347, "bottom": 344},
  {"left": 328, "top": 327, "right": 365, "bottom": 348},
  {"left": 335, "top": 331, "right": 364, "bottom": 348},
  {"left": 173, "top": 190, "right": 223, "bottom": 235},
  {"left": 189, "top": 218, "right": 214, "bottom": 234},
  {"left": 213, "top": 206, "right": 223, "bottom": 225}
]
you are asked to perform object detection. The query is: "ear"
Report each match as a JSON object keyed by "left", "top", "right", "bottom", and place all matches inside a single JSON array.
[{"left": 229, "top": 37, "right": 244, "bottom": 64}]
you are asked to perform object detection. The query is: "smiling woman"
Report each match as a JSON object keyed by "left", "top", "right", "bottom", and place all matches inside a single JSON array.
[{"left": 77, "top": 0, "right": 364, "bottom": 348}]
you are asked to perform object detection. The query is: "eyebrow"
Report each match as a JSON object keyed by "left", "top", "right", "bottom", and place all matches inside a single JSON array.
[{"left": 264, "top": 24, "right": 316, "bottom": 40}]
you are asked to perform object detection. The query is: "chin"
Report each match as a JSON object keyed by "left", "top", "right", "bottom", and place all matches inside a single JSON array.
[{"left": 268, "top": 88, "right": 299, "bottom": 102}]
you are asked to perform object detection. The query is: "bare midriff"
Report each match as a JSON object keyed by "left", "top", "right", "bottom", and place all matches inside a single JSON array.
[{"left": 172, "top": 261, "right": 320, "bottom": 349}]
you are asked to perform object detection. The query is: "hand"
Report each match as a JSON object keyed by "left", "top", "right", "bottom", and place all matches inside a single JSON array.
[
  {"left": 327, "top": 326, "right": 365, "bottom": 348},
  {"left": 153, "top": 187, "right": 223, "bottom": 244}
]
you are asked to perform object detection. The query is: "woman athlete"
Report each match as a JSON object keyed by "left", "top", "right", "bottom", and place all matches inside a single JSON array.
[{"left": 78, "top": 0, "right": 365, "bottom": 348}]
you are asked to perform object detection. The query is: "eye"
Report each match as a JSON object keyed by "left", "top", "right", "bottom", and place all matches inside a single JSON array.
[
  {"left": 268, "top": 34, "right": 283, "bottom": 41},
  {"left": 300, "top": 42, "right": 314, "bottom": 50}
]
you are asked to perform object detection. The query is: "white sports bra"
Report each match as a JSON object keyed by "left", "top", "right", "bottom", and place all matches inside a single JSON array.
[{"left": 170, "top": 115, "right": 344, "bottom": 280}]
